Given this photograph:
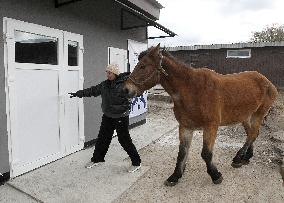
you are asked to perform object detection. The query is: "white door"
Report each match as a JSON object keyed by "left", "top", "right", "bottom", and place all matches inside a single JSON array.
[
  {"left": 4, "top": 18, "right": 84, "bottom": 178},
  {"left": 108, "top": 47, "right": 128, "bottom": 73},
  {"left": 127, "top": 40, "right": 148, "bottom": 118},
  {"left": 63, "top": 32, "right": 84, "bottom": 154},
  {"left": 128, "top": 39, "right": 147, "bottom": 72}
]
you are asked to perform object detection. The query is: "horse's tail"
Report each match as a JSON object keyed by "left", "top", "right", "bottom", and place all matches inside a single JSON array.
[
  {"left": 266, "top": 81, "right": 278, "bottom": 102},
  {"left": 260, "top": 75, "right": 278, "bottom": 123},
  {"left": 255, "top": 71, "right": 278, "bottom": 102}
]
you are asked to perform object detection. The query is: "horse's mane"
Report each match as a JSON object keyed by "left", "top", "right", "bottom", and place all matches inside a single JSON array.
[
  {"left": 138, "top": 47, "right": 219, "bottom": 82},
  {"left": 138, "top": 47, "right": 191, "bottom": 70},
  {"left": 137, "top": 47, "right": 194, "bottom": 80},
  {"left": 138, "top": 50, "right": 149, "bottom": 60}
]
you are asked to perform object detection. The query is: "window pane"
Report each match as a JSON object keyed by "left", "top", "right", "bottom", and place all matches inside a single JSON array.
[
  {"left": 227, "top": 49, "right": 250, "bottom": 58},
  {"left": 238, "top": 51, "right": 249, "bottom": 56},
  {"left": 68, "top": 41, "right": 78, "bottom": 66},
  {"left": 15, "top": 30, "right": 58, "bottom": 65}
]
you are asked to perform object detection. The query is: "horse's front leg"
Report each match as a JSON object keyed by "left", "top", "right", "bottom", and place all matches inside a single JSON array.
[
  {"left": 164, "top": 126, "right": 193, "bottom": 186},
  {"left": 201, "top": 125, "right": 223, "bottom": 184}
]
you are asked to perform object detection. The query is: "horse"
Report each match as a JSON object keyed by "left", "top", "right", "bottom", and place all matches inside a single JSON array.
[{"left": 124, "top": 44, "right": 278, "bottom": 186}]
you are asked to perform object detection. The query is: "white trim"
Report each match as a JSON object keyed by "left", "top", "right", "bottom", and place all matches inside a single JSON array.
[
  {"left": 3, "top": 17, "right": 13, "bottom": 172},
  {"left": 14, "top": 63, "right": 61, "bottom": 70}
]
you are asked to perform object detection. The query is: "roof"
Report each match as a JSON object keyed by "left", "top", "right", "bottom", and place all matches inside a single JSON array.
[
  {"left": 167, "top": 41, "right": 284, "bottom": 51},
  {"left": 116, "top": 0, "right": 176, "bottom": 39},
  {"left": 147, "top": 0, "right": 163, "bottom": 9},
  {"left": 125, "top": 0, "right": 162, "bottom": 19}
]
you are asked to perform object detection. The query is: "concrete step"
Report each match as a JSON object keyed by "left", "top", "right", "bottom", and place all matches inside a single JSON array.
[{"left": 147, "top": 87, "right": 172, "bottom": 103}]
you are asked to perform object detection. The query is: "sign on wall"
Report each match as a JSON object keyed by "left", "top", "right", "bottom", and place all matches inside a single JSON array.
[{"left": 128, "top": 40, "right": 148, "bottom": 118}]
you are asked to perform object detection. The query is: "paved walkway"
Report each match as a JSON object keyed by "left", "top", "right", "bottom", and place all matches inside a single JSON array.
[{"left": 0, "top": 114, "right": 177, "bottom": 203}]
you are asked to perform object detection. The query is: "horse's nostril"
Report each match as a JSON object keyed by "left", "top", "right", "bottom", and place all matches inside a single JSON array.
[
  {"left": 123, "top": 87, "right": 129, "bottom": 94},
  {"left": 128, "top": 90, "right": 137, "bottom": 98}
]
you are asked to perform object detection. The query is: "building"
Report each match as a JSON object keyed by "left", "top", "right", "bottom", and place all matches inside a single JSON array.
[
  {"left": 168, "top": 42, "right": 284, "bottom": 89},
  {"left": 0, "top": 0, "right": 176, "bottom": 182}
]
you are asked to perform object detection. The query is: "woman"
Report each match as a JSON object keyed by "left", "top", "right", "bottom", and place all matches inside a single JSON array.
[{"left": 69, "top": 64, "right": 141, "bottom": 173}]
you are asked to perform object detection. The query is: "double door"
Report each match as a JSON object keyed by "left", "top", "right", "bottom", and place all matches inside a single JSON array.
[{"left": 4, "top": 18, "right": 84, "bottom": 177}]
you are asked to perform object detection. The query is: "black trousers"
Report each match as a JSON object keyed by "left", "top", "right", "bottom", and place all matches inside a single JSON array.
[{"left": 91, "top": 114, "right": 141, "bottom": 166}]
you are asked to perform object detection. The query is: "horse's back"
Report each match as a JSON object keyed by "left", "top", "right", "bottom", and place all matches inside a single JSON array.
[
  {"left": 220, "top": 71, "right": 277, "bottom": 100},
  {"left": 206, "top": 70, "right": 278, "bottom": 125}
]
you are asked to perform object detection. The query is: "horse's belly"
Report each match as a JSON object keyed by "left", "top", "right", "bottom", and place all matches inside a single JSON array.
[
  {"left": 220, "top": 105, "right": 257, "bottom": 125},
  {"left": 174, "top": 112, "right": 202, "bottom": 129},
  {"left": 220, "top": 119, "right": 244, "bottom": 126}
]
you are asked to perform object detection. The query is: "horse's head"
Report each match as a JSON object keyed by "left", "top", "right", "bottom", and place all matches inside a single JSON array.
[{"left": 124, "top": 44, "right": 167, "bottom": 97}]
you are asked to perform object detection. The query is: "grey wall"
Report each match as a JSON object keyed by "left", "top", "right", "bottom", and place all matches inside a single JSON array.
[
  {"left": 0, "top": 0, "right": 147, "bottom": 174},
  {"left": 170, "top": 47, "right": 284, "bottom": 88}
]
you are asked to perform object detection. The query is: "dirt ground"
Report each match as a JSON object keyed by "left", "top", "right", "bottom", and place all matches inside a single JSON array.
[{"left": 115, "top": 90, "right": 284, "bottom": 203}]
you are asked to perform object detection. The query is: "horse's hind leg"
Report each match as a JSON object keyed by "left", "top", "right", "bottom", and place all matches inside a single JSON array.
[
  {"left": 232, "top": 105, "right": 270, "bottom": 168},
  {"left": 164, "top": 126, "right": 193, "bottom": 186},
  {"left": 201, "top": 125, "right": 223, "bottom": 184},
  {"left": 242, "top": 119, "right": 254, "bottom": 164}
]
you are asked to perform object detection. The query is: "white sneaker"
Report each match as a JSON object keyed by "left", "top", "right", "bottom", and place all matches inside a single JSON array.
[
  {"left": 85, "top": 161, "right": 104, "bottom": 169},
  {"left": 128, "top": 165, "right": 141, "bottom": 173}
]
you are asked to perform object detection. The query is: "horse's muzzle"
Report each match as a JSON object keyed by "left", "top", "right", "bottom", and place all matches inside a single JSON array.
[
  {"left": 124, "top": 80, "right": 140, "bottom": 98},
  {"left": 124, "top": 87, "right": 137, "bottom": 98}
]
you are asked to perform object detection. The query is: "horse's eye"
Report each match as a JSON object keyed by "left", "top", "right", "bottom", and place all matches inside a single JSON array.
[{"left": 140, "top": 65, "right": 146, "bottom": 69}]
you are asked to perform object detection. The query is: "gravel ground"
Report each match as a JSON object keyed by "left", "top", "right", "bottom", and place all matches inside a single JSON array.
[{"left": 115, "top": 90, "right": 284, "bottom": 203}]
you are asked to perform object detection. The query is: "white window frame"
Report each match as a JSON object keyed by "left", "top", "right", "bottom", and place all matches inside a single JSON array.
[{"left": 226, "top": 49, "right": 251, "bottom": 58}]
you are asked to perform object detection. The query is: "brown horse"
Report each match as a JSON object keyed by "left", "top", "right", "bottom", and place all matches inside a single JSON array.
[{"left": 124, "top": 44, "right": 278, "bottom": 186}]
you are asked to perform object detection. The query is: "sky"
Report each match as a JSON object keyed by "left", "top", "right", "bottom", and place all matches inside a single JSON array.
[{"left": 148, "top": 0, "right": 284, "bottom": 47}]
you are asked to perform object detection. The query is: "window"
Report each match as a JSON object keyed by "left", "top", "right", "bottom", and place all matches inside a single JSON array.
[
  {"left": 68, "top": 41, "right": 78, "bottom": 66},
  {"left": 227, "top": 49, "right": 251, "bottom": 58},
  {"left": 15, "top": 30, "right": 58, "bottom": 65}
]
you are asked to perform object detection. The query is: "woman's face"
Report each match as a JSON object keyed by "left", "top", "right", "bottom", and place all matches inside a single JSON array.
[{"left": 106, "top": 71, "right": 116, "bottom": 81}]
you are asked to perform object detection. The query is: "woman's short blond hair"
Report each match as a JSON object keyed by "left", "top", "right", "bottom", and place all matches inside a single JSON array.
[{"left": 106, "top": 63, "right": 120, "bottom": 75}]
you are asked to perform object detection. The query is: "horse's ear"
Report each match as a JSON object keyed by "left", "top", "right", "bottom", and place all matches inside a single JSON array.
[
  {"left": 150, "top": 43, "right": 160, "bottom": 55},
  {"left": 156, "top": 43, "right": 160, "bottom": 50},
  {"left": 156, "top": 44, "right": 161, "bottom": 54}
]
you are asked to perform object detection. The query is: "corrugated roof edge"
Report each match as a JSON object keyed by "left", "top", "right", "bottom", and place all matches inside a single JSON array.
[
  {"left": 167, "top": 41, "right": 284, "bottom": 51},
  {"left": 147, "top": 0, "right": 164, "bottom": 9}
]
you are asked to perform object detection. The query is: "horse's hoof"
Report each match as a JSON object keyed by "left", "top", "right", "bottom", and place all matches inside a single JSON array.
[
  {"left": 231, "top": 162, "right": 242, "bottom": 168},
  {"left": 241, "top": 159, "right": 250, "bottom": 165},
  {"left": 213, "top": 175, "right": 223, "bottom": 184},
  {"left": 164, "top": 180, "right": 178, "bottom": 187}
]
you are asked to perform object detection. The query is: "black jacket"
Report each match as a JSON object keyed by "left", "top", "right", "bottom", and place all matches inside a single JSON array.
[{"left": 76, "top": 72, "right": 131, "bottom": 118}]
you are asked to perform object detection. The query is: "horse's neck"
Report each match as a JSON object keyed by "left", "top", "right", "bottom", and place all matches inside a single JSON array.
[{"left": 160, "top": 56, "right": 193, "bottom": 96}]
